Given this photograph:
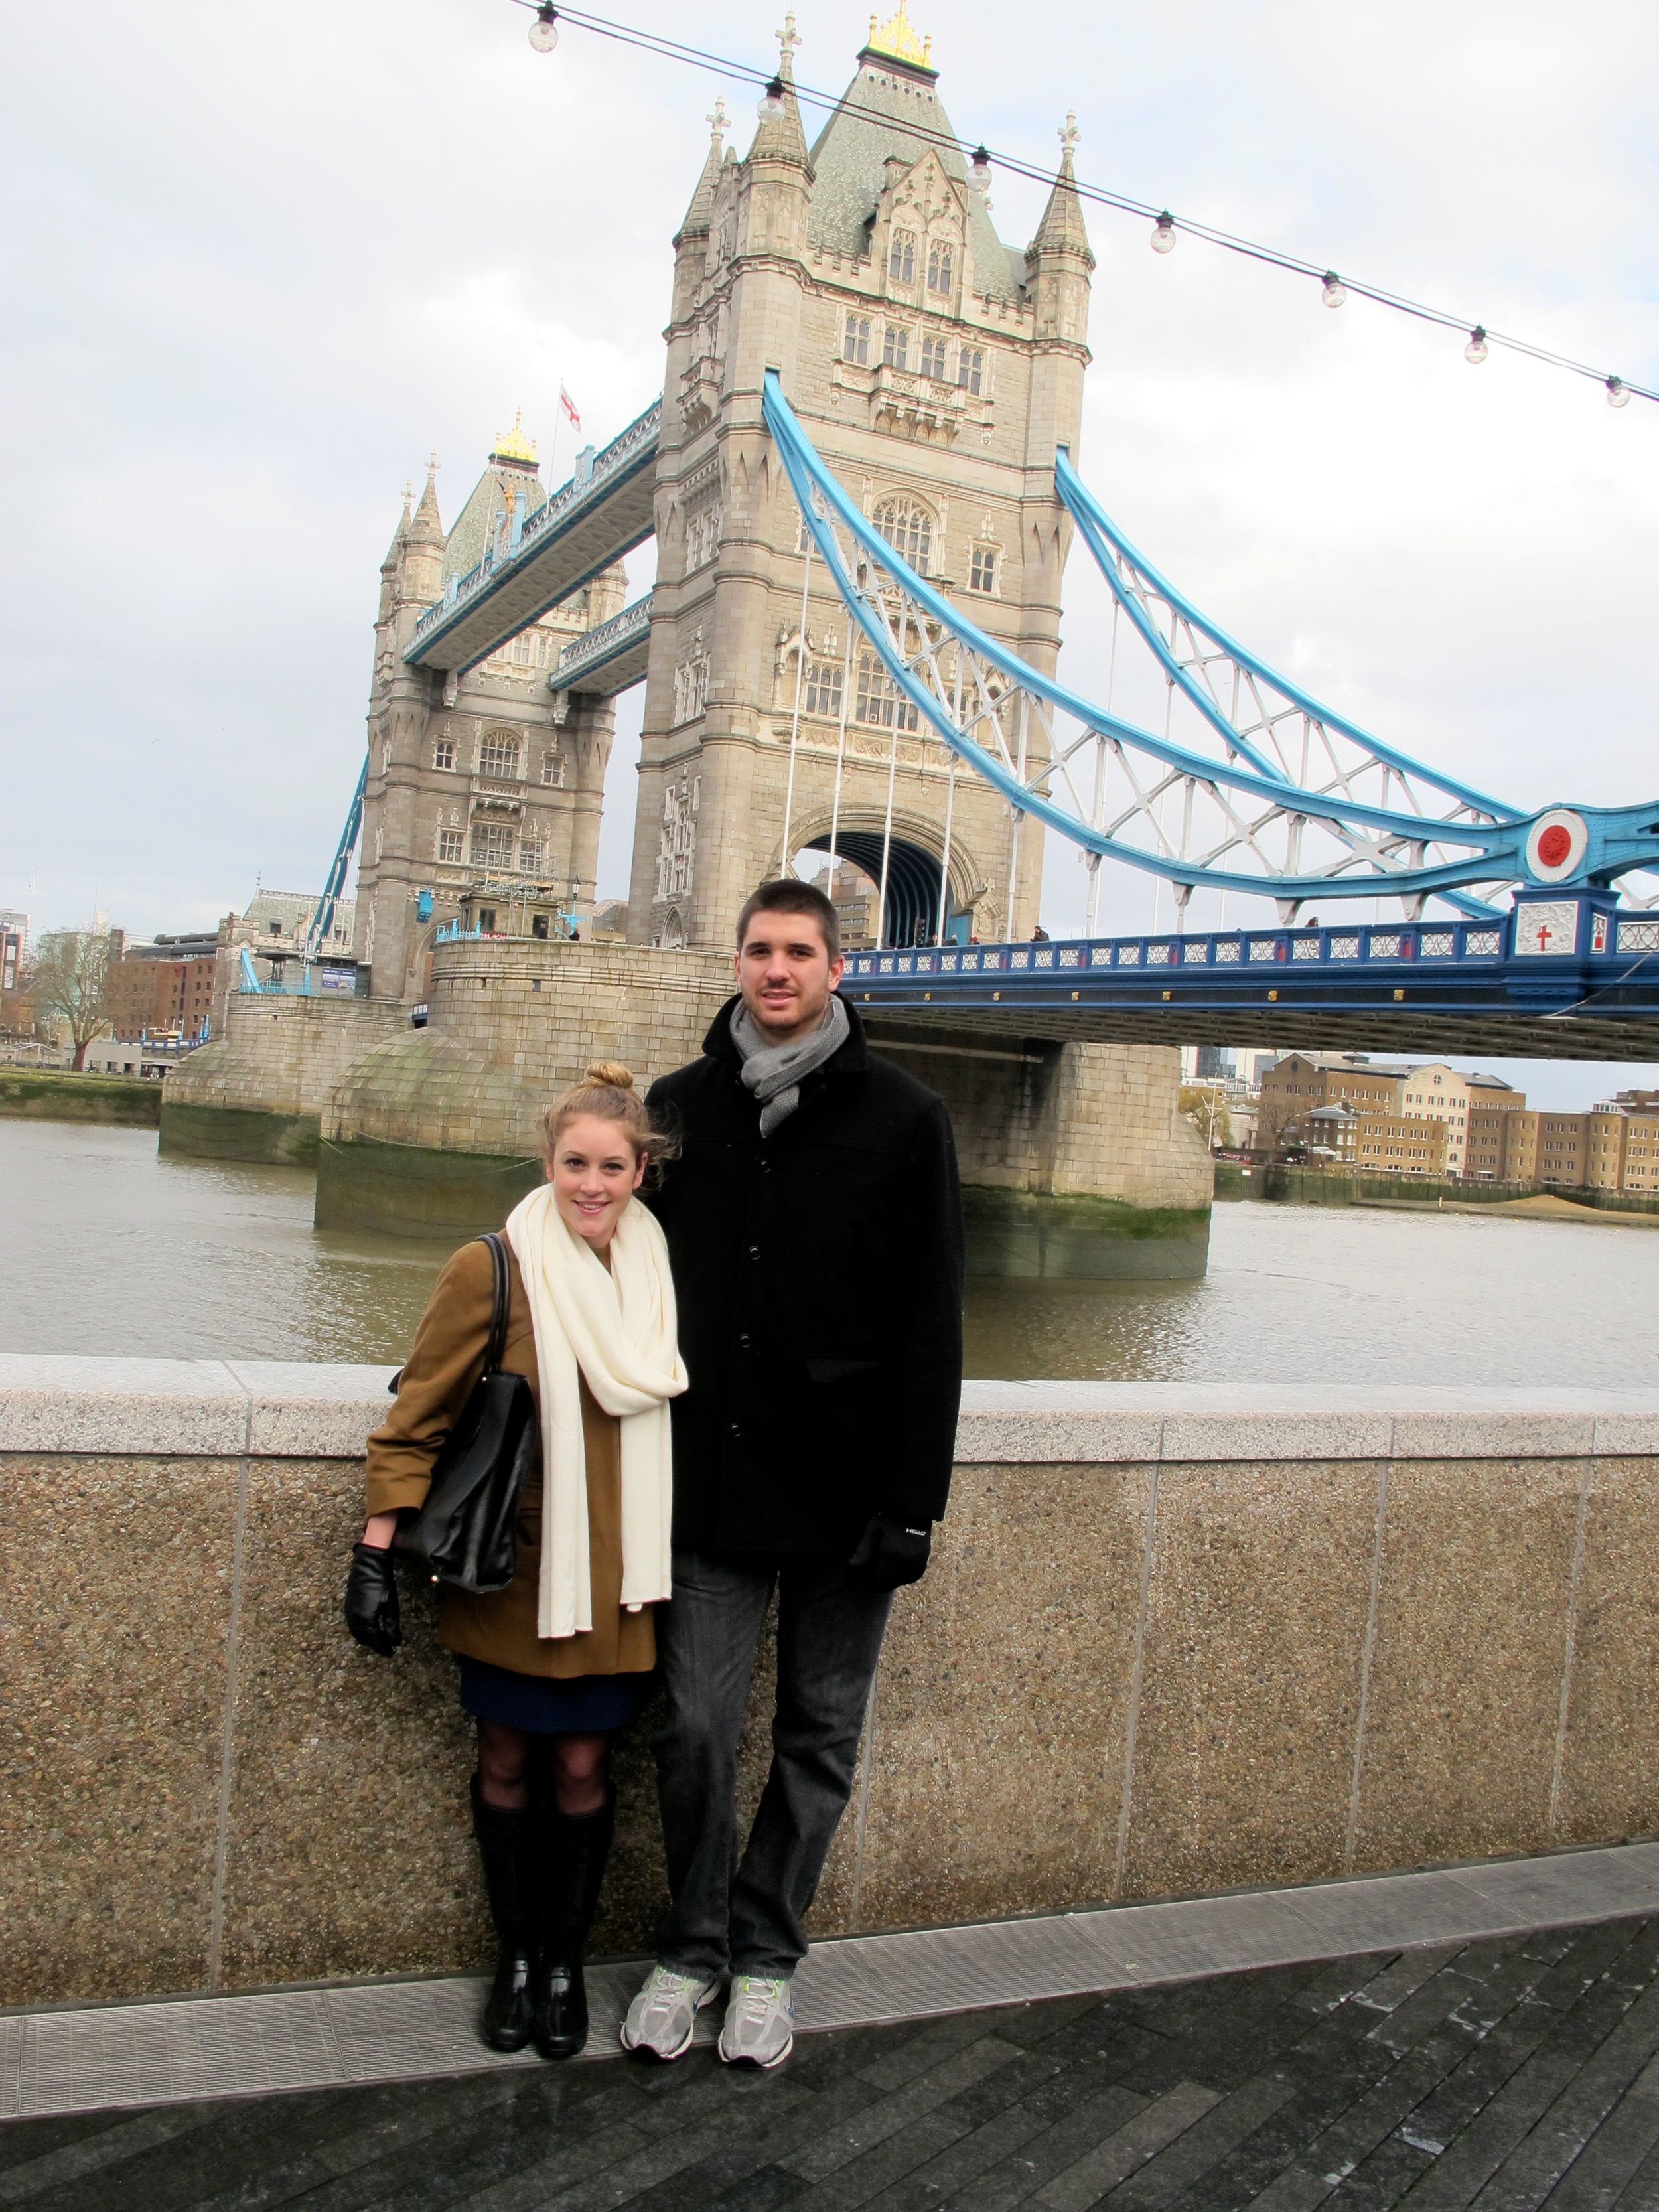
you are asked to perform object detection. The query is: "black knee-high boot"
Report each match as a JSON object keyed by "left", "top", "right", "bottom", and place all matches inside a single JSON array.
[
  {"left": 535, "top": 1785, "right": 615, "bottom": 2061},
  {"left": 471, "top": 1777, "right": 538, "bottom": 2053}
]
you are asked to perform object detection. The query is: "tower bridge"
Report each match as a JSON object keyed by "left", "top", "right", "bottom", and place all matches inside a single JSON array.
[{"left": 166, "top": 5, "right": 1656, "bottom": 1264}]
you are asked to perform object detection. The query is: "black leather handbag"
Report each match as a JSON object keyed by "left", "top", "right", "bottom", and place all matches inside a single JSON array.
[{"left": 393, "top": 1232, "right": 539, "bottom": 1594}]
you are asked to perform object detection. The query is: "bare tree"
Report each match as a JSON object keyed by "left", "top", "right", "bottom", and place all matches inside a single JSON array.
[
  {"left": 1250, "top": 1090, "right": 1307, "bottom": 1158},
  {"left": 1178, "top": 1083, "right": 1234, "bottom": 1151},
  {"left": 24, "top": 930, "right": 119, "bottom": 1070}
]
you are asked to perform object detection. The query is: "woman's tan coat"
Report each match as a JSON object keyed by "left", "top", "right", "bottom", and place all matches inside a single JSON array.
[{"left": 364, "top": 1237, "right": 656, "bottom": 1680}]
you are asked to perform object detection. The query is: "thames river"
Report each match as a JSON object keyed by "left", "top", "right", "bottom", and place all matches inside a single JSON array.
[{"left": 4, "top": 1118, "right": 1656, "bottom": 1388}]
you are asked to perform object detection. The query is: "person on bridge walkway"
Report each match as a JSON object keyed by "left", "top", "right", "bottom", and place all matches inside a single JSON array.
[
  {"left": 343, "top": 1065, "right": 685, "bottom": 2062},
  {"left": 622, "top": 879, "right": 964, "bottom": 2071}
]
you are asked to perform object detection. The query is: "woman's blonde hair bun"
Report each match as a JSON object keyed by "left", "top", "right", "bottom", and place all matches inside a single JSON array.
[
  {"left": 543, "top": 1061, "right": 677, "bottom": 1175},
  {"left": 583, "top": 1060, "right": 635, "bottom": 1090}
]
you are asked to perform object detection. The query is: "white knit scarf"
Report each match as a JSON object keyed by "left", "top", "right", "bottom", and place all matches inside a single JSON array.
[{"left": 504, "top": 1184, "right": 687, "bottom": 1639}]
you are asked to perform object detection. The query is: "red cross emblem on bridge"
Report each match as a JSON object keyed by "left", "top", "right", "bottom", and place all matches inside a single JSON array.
[{"left": 1534, "top": 920, "right": 1554, "bottom": 952}]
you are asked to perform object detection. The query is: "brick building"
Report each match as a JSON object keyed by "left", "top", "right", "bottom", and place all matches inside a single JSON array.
[{"left": 108, "top": 934, "right": 220, "bottom": 1043}]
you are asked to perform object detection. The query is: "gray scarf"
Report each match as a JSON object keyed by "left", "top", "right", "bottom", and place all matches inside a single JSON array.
[{"left": 730, "top": 994, "right": 849, "bottom": 1136}]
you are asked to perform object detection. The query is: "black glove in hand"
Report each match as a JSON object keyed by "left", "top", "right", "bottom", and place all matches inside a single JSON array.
[
  {"left": 848, "top": 1513, "right": 932, "bottom": 1593},
  {"left": 345, "top": 1541, "right": 403, "bottom": 1656}
]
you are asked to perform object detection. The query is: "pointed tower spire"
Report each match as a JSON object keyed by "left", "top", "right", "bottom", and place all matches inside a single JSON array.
[
  {"left": 1029, "top": 112, "right": 1094, "bottom": 261},
  {"left": 747, "top": 11, "right": 811, "bottom": 169},
  {"left": 676, "top": 98, "right": 727, "bottom": 244},
  {"left": 409, "top": 452, "right": 444, "bottom": 545},
  {"left": 382, "top": 484, "right": 411, "bottom": 571}
]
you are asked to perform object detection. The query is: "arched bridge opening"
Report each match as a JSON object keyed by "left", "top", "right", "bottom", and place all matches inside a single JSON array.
[{"left": 798, "top": 832, "right": 952, "bottom": 950}]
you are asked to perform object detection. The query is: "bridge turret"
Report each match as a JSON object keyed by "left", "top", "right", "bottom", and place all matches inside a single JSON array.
[
  {"left": 671, "top": 100, "right": 726, "bottom": 325},
  {"left": 377, "top": 490, "right": 409, "bottom": 627},
  {"left": 400, "top": 461, "right": 446, "bottom": 611}
]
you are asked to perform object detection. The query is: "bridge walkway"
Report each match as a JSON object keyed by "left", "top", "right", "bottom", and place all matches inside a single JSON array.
[{"left": 403, "top": 402, "right": 659, "bottom": 678}]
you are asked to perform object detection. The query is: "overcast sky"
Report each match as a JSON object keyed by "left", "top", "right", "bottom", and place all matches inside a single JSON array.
[{"left": 3, "top": 0, "right": 1654, "bottom": 1104}]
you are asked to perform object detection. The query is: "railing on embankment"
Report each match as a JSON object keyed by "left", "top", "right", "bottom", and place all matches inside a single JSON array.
[{"left": 5, "top": 1359, "right": 1659, "bottom": 2010}]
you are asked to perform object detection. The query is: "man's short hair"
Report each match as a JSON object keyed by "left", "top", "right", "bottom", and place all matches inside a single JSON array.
[{"left": 735, "top": 879, "right": 841, "bottom": 965}]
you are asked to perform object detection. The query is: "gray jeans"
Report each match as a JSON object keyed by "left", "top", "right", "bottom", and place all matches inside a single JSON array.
[{"left": 653, "top": 1548, "right": 893, "bottom": 1980}]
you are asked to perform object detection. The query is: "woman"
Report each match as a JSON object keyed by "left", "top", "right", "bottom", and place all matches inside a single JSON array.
[{"left": 343, "top": 1063, "right": 685, "bottom": 2060}]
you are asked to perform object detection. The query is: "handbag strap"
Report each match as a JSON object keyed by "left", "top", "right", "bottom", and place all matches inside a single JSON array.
[{"left": 478, "top": 1232, "right": 510, "bottom": 1377}]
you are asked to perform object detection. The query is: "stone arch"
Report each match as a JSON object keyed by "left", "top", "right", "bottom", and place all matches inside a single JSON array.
[{"left": 658, "top": 904, "right": 688, "bottom": 950}]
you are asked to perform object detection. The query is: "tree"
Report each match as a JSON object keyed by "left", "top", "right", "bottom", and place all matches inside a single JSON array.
[
  {"left": 24, "top": 929, "right": 119, "bottom": 1070},
  {"left": 1250, "top": 1090, "right": 1307, "bottom": 1158},
  {"left": 1179, "top": 1083, "right": 1233, "bottom": 1150}
]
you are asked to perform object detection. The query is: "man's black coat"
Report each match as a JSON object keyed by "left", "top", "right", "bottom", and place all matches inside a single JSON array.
[{"left": 644, "top": 994, "right": 964, "bottom": 1558}]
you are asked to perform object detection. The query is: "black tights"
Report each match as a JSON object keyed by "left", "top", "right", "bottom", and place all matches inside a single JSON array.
[{"left": 476, "top": 1718, "right": 609, "bottom": 1816}]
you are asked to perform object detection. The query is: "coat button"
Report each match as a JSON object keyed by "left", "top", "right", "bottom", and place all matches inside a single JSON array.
[
  {"left": 748, "top": 1245, "right": 760, "bottom": 1259},
  {"left": 738, "top": 1333, "right": 751, "bottom": 1349},
  {"left": 729, "top": 1422, "right": 741, "bottom": 1438}
]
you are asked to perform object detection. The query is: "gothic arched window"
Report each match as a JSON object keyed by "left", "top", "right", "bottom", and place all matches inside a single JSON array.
[
  {"left": 873, "top": 498, "right": 933, "bottom": 576},
  {"left": 855, "top": 653, "right": 920, "bottom": 733},
  {"left": 926, "top": 242, "right": 952, "bottom": 297},
  {"left": 888, "top": 232, "right": 916, "bottom": 286},
  {"left": 478, "top": 731, "right": 521, "bottom": 780}
]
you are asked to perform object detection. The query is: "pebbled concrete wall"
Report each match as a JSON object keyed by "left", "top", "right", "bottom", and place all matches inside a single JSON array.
[{"left": 5, "top": 1360, "right": 1659, "bottom": 2009}]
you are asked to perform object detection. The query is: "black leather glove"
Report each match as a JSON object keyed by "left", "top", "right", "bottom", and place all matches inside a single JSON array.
[
  {"left": 344, "top": 1541, "right": 403, "bottom": 1656},
  {"left": 848, "top": 1513, "right": 932, "bottom": 1593}
]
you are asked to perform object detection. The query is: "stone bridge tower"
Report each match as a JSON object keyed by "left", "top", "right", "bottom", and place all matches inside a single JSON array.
[
  {"left": 628, "top": 4, "right": 1094, "bottom": 952},
  {"left": 352, "top": 422, "right": 628, "bottom": 1002}
]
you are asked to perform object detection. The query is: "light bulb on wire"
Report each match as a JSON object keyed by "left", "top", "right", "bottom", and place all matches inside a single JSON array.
[
  {"left": 1151, "top": 212, "right": 1176, "bottom": 254},
  {"left": 1321, "top": 271, "right": 1346, "bottom": 309},
  {"left": 757, "top": 75, "right": 786, "bottom": 121},
  {"left": 1607, "top": 376, "right": 1630, "bottom": 409},
  {"left": 528, "top": 4, "right": 558, "bottom": 52},
  {"left": 968, "top": 146, "right": 991, "bottom": 196},
  {"left": 1465, "top": 326, "right": 1488, "bottom": 366}
]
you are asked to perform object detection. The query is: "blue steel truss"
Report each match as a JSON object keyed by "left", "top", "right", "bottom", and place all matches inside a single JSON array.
[
  {"left": 302, "top": 755, "right": 367, "bottom": 962},
  {"left": 764, "top": 374, "right": 1659, "bottom": 923}
]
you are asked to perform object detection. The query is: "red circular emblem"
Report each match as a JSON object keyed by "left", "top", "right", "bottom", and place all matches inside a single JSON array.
[{"left": 1536, "top": 824, "right": 1573, "bottom": 868}]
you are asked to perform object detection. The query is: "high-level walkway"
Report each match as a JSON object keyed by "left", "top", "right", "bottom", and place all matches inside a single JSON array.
[
  {"left": 8, "top": 1846, "right": 1659, "bottom": 2207},
  {"left": 403, "top": 404, "right": 659, "bottom": 678}
]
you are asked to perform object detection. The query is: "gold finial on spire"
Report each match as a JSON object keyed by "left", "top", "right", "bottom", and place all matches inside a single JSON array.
[
  {"left": 866, "top": 0, "right": 932, "bottom": 68},
  {"left": 491, "top": 408, "right": 537, "bottom": 465}
]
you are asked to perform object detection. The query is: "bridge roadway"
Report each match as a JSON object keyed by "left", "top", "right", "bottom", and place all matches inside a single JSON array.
[
  {"left": 403, "top": 402, "right": 659, "bottom": 678},
  {"left": 842, "top": 901, "right": 1659, "bottom": 1059}
]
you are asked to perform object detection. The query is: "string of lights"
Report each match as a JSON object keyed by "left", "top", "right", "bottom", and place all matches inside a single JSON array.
[{"left": 515, "top": 0, "right": 1653, "bottom": 410}]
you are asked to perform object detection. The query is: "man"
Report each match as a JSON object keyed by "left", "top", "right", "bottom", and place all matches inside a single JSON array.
[{"left": 623, "top": 878, "right": 964, "bottom": 2069}]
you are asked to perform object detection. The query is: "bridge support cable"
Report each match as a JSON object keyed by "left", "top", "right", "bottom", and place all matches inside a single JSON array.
[
  {"left": 762, "top": 372, "right": 1659, "bottom": 922},
  {"left": 827, "top": 615, "right": 853, "bottom": 890},
  {"left": 780, "top": 524, "right": 814, "bottom": 875}
]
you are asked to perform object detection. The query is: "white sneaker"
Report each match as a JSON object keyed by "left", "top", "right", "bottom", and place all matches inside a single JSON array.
[
  {"left": 717, "top": 1974, "right": 794, "bottom": 2069},
  {"left": 620, "top": 1964, "right": 721, "bottom": 2061}
]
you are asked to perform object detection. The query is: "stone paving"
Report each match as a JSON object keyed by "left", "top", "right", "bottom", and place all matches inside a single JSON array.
[{"left": 8, "top": 1914, "right": 1659, "bottom": 2210}]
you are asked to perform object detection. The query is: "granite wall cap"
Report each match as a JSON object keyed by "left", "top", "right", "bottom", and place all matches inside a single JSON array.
[
  {"left": 0, "top": 1357, "right": 252, "bottom": 1457},
  {"left": 6, "top": 1360, "right": 1659, "bottom": 1465},
  {"left": 224, "top": 1362, "right": 399, "bottom": 1458}
]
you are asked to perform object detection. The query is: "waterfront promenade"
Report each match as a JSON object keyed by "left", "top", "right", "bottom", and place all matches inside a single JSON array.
[{"left": 9, "top": 1881, "right": 1659, "bottom": 2207}]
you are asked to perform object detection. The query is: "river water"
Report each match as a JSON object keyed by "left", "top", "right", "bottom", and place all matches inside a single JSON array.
[{"left": 4, "top": 1119, "right": 1656, "bottom": 1389}]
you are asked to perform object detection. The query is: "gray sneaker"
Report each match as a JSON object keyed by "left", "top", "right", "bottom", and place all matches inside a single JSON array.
[
  {"left": 717, "top": 1974, "right": 795, "bottom": 2069},
  {"left": 620, "top": 1965, "right": 721, "bottom": 2061}
]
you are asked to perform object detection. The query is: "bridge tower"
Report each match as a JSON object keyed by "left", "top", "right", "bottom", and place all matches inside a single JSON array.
[
  {"left": 628, "top": 5, "right": 1094, "bottom": 952},
  {"left": 351, "top": 424, "right": 628, "bottom": 1001}
]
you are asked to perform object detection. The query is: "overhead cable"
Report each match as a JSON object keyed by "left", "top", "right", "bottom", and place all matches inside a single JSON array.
[{"left": 510, "top": 0, "right": 1654, "bottom": 409}]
